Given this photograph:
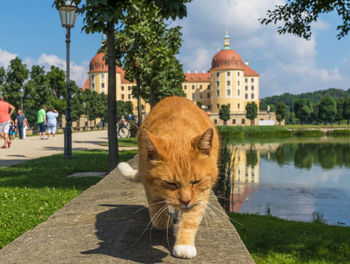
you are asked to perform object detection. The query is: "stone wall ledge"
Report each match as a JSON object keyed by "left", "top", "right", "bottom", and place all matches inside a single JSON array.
[{"left": 0, "top": 155, "right": 255, "bottom": 264}]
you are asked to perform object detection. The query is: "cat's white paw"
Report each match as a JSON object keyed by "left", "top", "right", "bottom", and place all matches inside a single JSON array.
[{"left": 172, "top": 245, "right": 197, "bottom": 259}]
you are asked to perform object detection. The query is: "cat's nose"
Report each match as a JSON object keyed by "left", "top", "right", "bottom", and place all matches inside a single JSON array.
[{"left": 180, "top": 199, "right": 191, "bottom": 206}]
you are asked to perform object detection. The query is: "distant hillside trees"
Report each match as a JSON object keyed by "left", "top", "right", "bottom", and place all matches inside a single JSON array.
[
  {"left": 261, "top": 88, "right": 350, "bottom": 125},
  {"left": 276, "top": 102, "right": 287, "bottom": 125}
]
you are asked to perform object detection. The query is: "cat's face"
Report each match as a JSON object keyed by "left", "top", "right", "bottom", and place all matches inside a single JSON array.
[{"left": 142, "top": 128, "right": 218, "bottom": 210}]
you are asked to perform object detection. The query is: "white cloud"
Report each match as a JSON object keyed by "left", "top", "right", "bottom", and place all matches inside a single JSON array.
[
  {"left": 0, "top": 48, "right": 17, "bottom": 68},
  {"left": 25, "top": 53, "right": 88, "bottom": 87}
]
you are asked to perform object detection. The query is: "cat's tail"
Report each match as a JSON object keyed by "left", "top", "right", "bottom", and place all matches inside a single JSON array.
[{"left": 117, "top": 162, "right": 140, "bottom": 182}]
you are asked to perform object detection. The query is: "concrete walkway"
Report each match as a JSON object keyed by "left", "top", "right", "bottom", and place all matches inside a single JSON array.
[
  {"left": 0, "top": 155, "right": 255, "bottom": 264},
  {"left": 0, "top": 130, "right": 133, "bottom": 167}
]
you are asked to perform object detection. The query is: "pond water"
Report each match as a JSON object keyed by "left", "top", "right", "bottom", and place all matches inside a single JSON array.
[{"left": 229, "top": 137, "right": 350, "bottom": 226}]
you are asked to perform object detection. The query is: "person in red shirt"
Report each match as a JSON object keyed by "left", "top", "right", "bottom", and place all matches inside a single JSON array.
[{"left": 0, "top": 95, "right": 15, "bottom": 148}]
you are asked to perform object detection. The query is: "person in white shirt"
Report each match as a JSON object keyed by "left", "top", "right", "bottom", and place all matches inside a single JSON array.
[{"left": 46, "top": 109, "right": 59, "bottom": 139}]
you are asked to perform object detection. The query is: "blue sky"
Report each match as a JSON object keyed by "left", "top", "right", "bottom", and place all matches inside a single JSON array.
[{"left": 1, "top": 0, "right": 350, "bottom": 97}]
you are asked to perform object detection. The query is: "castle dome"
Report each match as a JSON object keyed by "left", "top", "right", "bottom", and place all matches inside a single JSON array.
[
  {"left": 89, "top": 52, "right": 123, "bottom": 74},
  {"left": 210, "top": 33, "right": 244, "bottom": 71}
]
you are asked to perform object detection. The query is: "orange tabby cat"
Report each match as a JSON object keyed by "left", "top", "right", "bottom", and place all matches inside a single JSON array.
[{"left": 117, "top": 96, "right": 219, "bottom": 258}]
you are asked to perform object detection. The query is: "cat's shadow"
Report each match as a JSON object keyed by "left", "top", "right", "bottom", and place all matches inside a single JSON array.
[{"left": 81, "top": 204, "right": 174, "bottom": 263}]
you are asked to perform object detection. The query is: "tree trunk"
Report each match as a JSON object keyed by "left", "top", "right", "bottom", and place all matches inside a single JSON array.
[
  {"left": 136, "top": 79, "right": 143, "bottom": 126},
  {"left": 107, "top": 19, "right": 119, "bottom": 172}
]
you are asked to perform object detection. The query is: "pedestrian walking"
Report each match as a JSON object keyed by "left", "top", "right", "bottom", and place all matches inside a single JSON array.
[
  {"left": 37, "top": 106, "right": 47, "bottom": 139},
  {"left": 15, "top": 109, "right": 29, "bottom": 139},
  {"left": 0, "top": 95, "right": 15, "bottom": 148},
  {"left": 46, "top": 108, "right": 59, "bottom": 139}
]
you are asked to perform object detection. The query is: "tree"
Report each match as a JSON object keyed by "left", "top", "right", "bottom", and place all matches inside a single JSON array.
[
  {"left": 219, "top": 104, "right": 230, "bottom": 125},
  {"left": 0, "top": 67, "right": 5, "bottom": 93},
  {"left": 260, "top": 0, "right": 350, "bottom": 40},
  {"left": 335, "top": 97, "right": 345, "bottom": 124},
  {"left": 117, "top": 0, "right": 185, "bottom": 128},
  {"left": 294, "top": 99, "right": 313, "bottom": 125},
  {"left": 344, "top": 98, "right": 350, "bottom": 124},
  {"left": 245, "top": 102, "right": 258, "bottom": 125},
  {"left": 3, "top": 57, "right": 29, "bottom": 110},
  {"left": 55, "top": 0, "right": 191, "bottom": 171},
  {"left": 276, "top": 101, "right": 287, "bottom": 125},
  {"left": 318, "top": 97, "right": 337, "bottom": 124}
]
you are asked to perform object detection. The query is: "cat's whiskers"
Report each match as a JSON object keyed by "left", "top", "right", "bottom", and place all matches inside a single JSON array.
[
  {"left": 132, "top": 200, "right": 167, "bottom": 215},
  {"left": 206, "top": 202, "right": 243, "bottom": 227},
  {"left": 166, "top": 213, "right": 171, "bottom": 252}
]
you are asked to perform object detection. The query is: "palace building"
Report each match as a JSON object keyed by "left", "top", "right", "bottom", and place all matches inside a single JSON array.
[{"left": 84, "top": 33, "right": 277, "bottom": 125}]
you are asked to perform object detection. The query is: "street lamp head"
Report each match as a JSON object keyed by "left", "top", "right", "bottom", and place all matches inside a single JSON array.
[
  {"left": 19, "top": 87, "right": 25, "bottom": 98},
  {"left": 59, "top": 0, "right": 77, "bottom": 28}
]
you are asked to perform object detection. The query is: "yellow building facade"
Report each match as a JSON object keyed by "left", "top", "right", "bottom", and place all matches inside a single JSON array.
[{"left": 84, "top": 33, "right": 276, "bottom": 125}]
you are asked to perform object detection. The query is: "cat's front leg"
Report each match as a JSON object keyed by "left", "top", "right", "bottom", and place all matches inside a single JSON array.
[{"left": 172, "top": 202, "right": 206, "bottom": 259}]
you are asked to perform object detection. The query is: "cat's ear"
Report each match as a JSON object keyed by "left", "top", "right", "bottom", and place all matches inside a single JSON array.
[
  {"left": 142, "top": 129, "right": 165, "bottom": 160},
  {"left": 192, "top": 128, "right": 214, "bottom": 155}
]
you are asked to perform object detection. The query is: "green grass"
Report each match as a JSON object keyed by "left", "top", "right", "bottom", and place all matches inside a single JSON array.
[
  {"left": 101, "top": 137, "right": 138, "bottom": 147},
  {"left": 328, "top": 130, "right": 350, "bottom": 137},
  {"left": 0, "top": 149, "right": 137, "bottom": 249},
  {"left": 229, "top": 213, "right": 350, "bottom": 264},
  {"left": 218, "top": 126, "right": 350, "bottom": 139},
  {"left": 286, "top": 124, "right": 350, "bottom": 129},
  {"left": 217, "top": 126, "right": 293, "bottom": 138}
]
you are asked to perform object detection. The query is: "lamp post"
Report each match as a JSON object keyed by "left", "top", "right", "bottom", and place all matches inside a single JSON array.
[
  {"left": 19, "top": 87, "right": 24, "bottom": 112},
  {"left": 58, "top": 0, "right": 77, "bottom": 158}
]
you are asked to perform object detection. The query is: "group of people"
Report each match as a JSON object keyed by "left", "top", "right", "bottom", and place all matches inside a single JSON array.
[
  {"left": 0, "top": 95, "right": 59, "bottom": 149},
  {"left": 37, "top": 105, "right": 59, "bottom": 140}
]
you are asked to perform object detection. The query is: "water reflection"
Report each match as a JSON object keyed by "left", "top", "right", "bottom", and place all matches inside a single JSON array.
[{"left": 229, "top": 140, "right": 350, "bottom": 226}]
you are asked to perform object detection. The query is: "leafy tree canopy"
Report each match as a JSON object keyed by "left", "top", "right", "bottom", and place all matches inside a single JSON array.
[
  {"left": 246, "top": 102, "right": 258, "bottom": 124},
  {"left": 260, "top": 0, "right": 350, "bottom": 39},
  {"left": 219, "top": 104, "right": 230, "bottom": 125}
]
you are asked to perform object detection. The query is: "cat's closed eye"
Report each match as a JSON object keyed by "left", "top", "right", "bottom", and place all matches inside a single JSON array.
[
  {"left": 163, "top": 180, "right": 179, "bottom": 189},
  {"left": 191, "top": 180, "right": 201, "bottom": 185}
]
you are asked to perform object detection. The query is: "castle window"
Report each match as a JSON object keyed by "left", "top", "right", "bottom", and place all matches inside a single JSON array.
[
  {"left": 217, "top": 104, "right": 220, "bottom": 109},
  {"left": 192, "top": 85, "right": 195, "bottom": 90},
  {"left": 228, "top": 103, "right": 231, "bottom": 108},
  {"left": 232, "top": 119, "right": 236, "bottom": 124},
  {"left": 237, "top": 90, "right": 240, "bottom": 96},
  {"left": 245, "top": 94, "right": 248, "bottom": 99},
  {"left": 101, "top": 73, "right": 105, "bottom": 79},
  {"left": 199, "top": 84, "right": 203, "bottom": 90},
  {"left": 226, "top": 61, "right": 230, "bottom": 66},
  {"left": 238, "top": 103, "right": 240, "bottom": 109},
  {"left": 121, "top": 86, "right": 124, "bottom": 91},
  {"left": 242, "top": 119, "right": 245, "bottom": 124},
  {"left": 214, "top": 119, "right": 218, "bottom": 125},
  {"left": 92, "top": 83, "right": 95, "bottom": 90},
  {"left": 128, "top": 94, "right": 131, "bottom": 100},
  {"left": 237, "top": 72, "right": 240, "bottom": 76},
  {"left": 237, "top": 81, "right": 240, "bottom": 86},
  {"left": 207, "top": 84, "right": 211, "bottom": 90},
  {"left": 245, "top": 86, "right": 248, "bottom": 90},
  {"left": 251, "top": 94, "right": 254, "bottom": 99},
  {"left": 251, "top": 86, "right": 254, "bottom": 90},
  {"left": 217, "top": 81, "right": 220, "bottom": 87},
  {"left": 216, "top": 72, "right": 220, "bottom": 77},
  {"left": 245, "top": 78, "right": 248, "bottom": 82},
  {"left": 207, "top": 93, "right": 210, "bottom": 99},
  {"left": 227, "top": 89, "right": 231, "bottom": 96},
  {"left": 92, "top": 74, "right": 95, "bottom": 80},
  {"left": 251, "top": 78, "right": 254, "bottom": 82},
  {"left": 227, "top": 80, "right": 231, "bottom": 86},
  {"left": 128, "top": 86, "right": 131, "bottom": 90},
  {"left": 227, "top": 72, "right": 231, "bottom": 76},
  {"left": 192, "top": 93, "right": 195, "bottom": 100},
  {"left": 216, "top": 90, "right": 220, "bottom": 97},
  {"left": 200, "top": 92, "right": 203, "bottom": 99},
  {"left": 101, "top": 83, "right": 105, "bottom": 88},
  {"left": 184, "top": 85, "right": 187, "bottom": 90},
  {"left": 121, "top": 94, "right": 124, "bottom": 100}
]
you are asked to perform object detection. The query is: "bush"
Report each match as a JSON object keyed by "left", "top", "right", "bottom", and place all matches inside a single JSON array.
[
  {"left": 328, "top": 130, "right": 350, "bottom": 137},
  {"left": 294, "top": 129, "right": 325, "bottom": 137}
]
